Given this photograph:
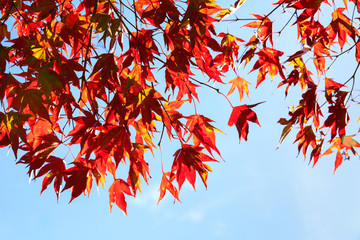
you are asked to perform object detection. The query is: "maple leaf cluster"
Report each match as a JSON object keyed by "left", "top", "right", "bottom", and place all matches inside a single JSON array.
[{"left": 0, "top": 0, "right": 360, "bottom": 214}]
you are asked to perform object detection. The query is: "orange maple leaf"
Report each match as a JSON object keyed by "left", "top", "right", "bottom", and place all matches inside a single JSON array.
[
  {"left": 322, "top": 136, "right": 360, "bottom": 173},
  {"left": 227, "top": 76, "right": 250, "bottom": 102}
]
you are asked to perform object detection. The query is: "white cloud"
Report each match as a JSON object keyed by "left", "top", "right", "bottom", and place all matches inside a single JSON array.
[
  {"left": 181, "top": 210, "right": 204, "bottom": 222},
  {"left": 213, "top": 221, "right": 227, "bottom": 236},
  {"left": 130, "top": 186, "right": 159, "bottom": 210}
]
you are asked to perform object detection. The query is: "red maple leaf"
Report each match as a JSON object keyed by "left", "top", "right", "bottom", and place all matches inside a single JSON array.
[
  {"left": 158, "top": 172, "right": 181, "bottom": 204},
  {"left": 327, "top": 8, "right": 358, "bottom": 50},
  {"left": 242, "top": 14, "right": 273, "bottom": 47},
  {"left": 324, "top": 78, "right": 345, "bottom": 103},
  {"left": 250, "top": 48, "right": 286, "bottom": 87},
  {"left": 171, "top": 144, "right": 218, "bottom": 190},
  {"left": 35, "top": 156, "right": 67, "bottom": 200},
  {"left": 228, "top": 102, "right": 263, "bottom": 142},
  {"left": 185, "top": 115, "right": 222, "bottom": 156},
  {"left": 322, "top": 91, "right": 349, "bottom": 140},
  {"left": 108, "top": 179, "right": 134, "bottom": 214},
  {"left": 294, "top": 126, "right": 316, "bottom": 158}
]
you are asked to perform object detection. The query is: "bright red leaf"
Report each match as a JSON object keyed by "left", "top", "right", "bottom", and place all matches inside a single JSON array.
[
  {"left": 109, "top": 179, "right": 134, "bottom": 214},
  {"left": 228, "top": 102, "right": 263, "bottom": 142}
]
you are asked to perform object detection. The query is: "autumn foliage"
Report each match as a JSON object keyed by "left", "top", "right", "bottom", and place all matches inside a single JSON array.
[{"left": 1, "top": 0, "right": 360, "bottom": 214}]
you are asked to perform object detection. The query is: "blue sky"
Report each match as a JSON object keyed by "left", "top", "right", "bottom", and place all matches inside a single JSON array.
[{"left": 1, "top": 1, "right": 360, "bottom": 240}]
